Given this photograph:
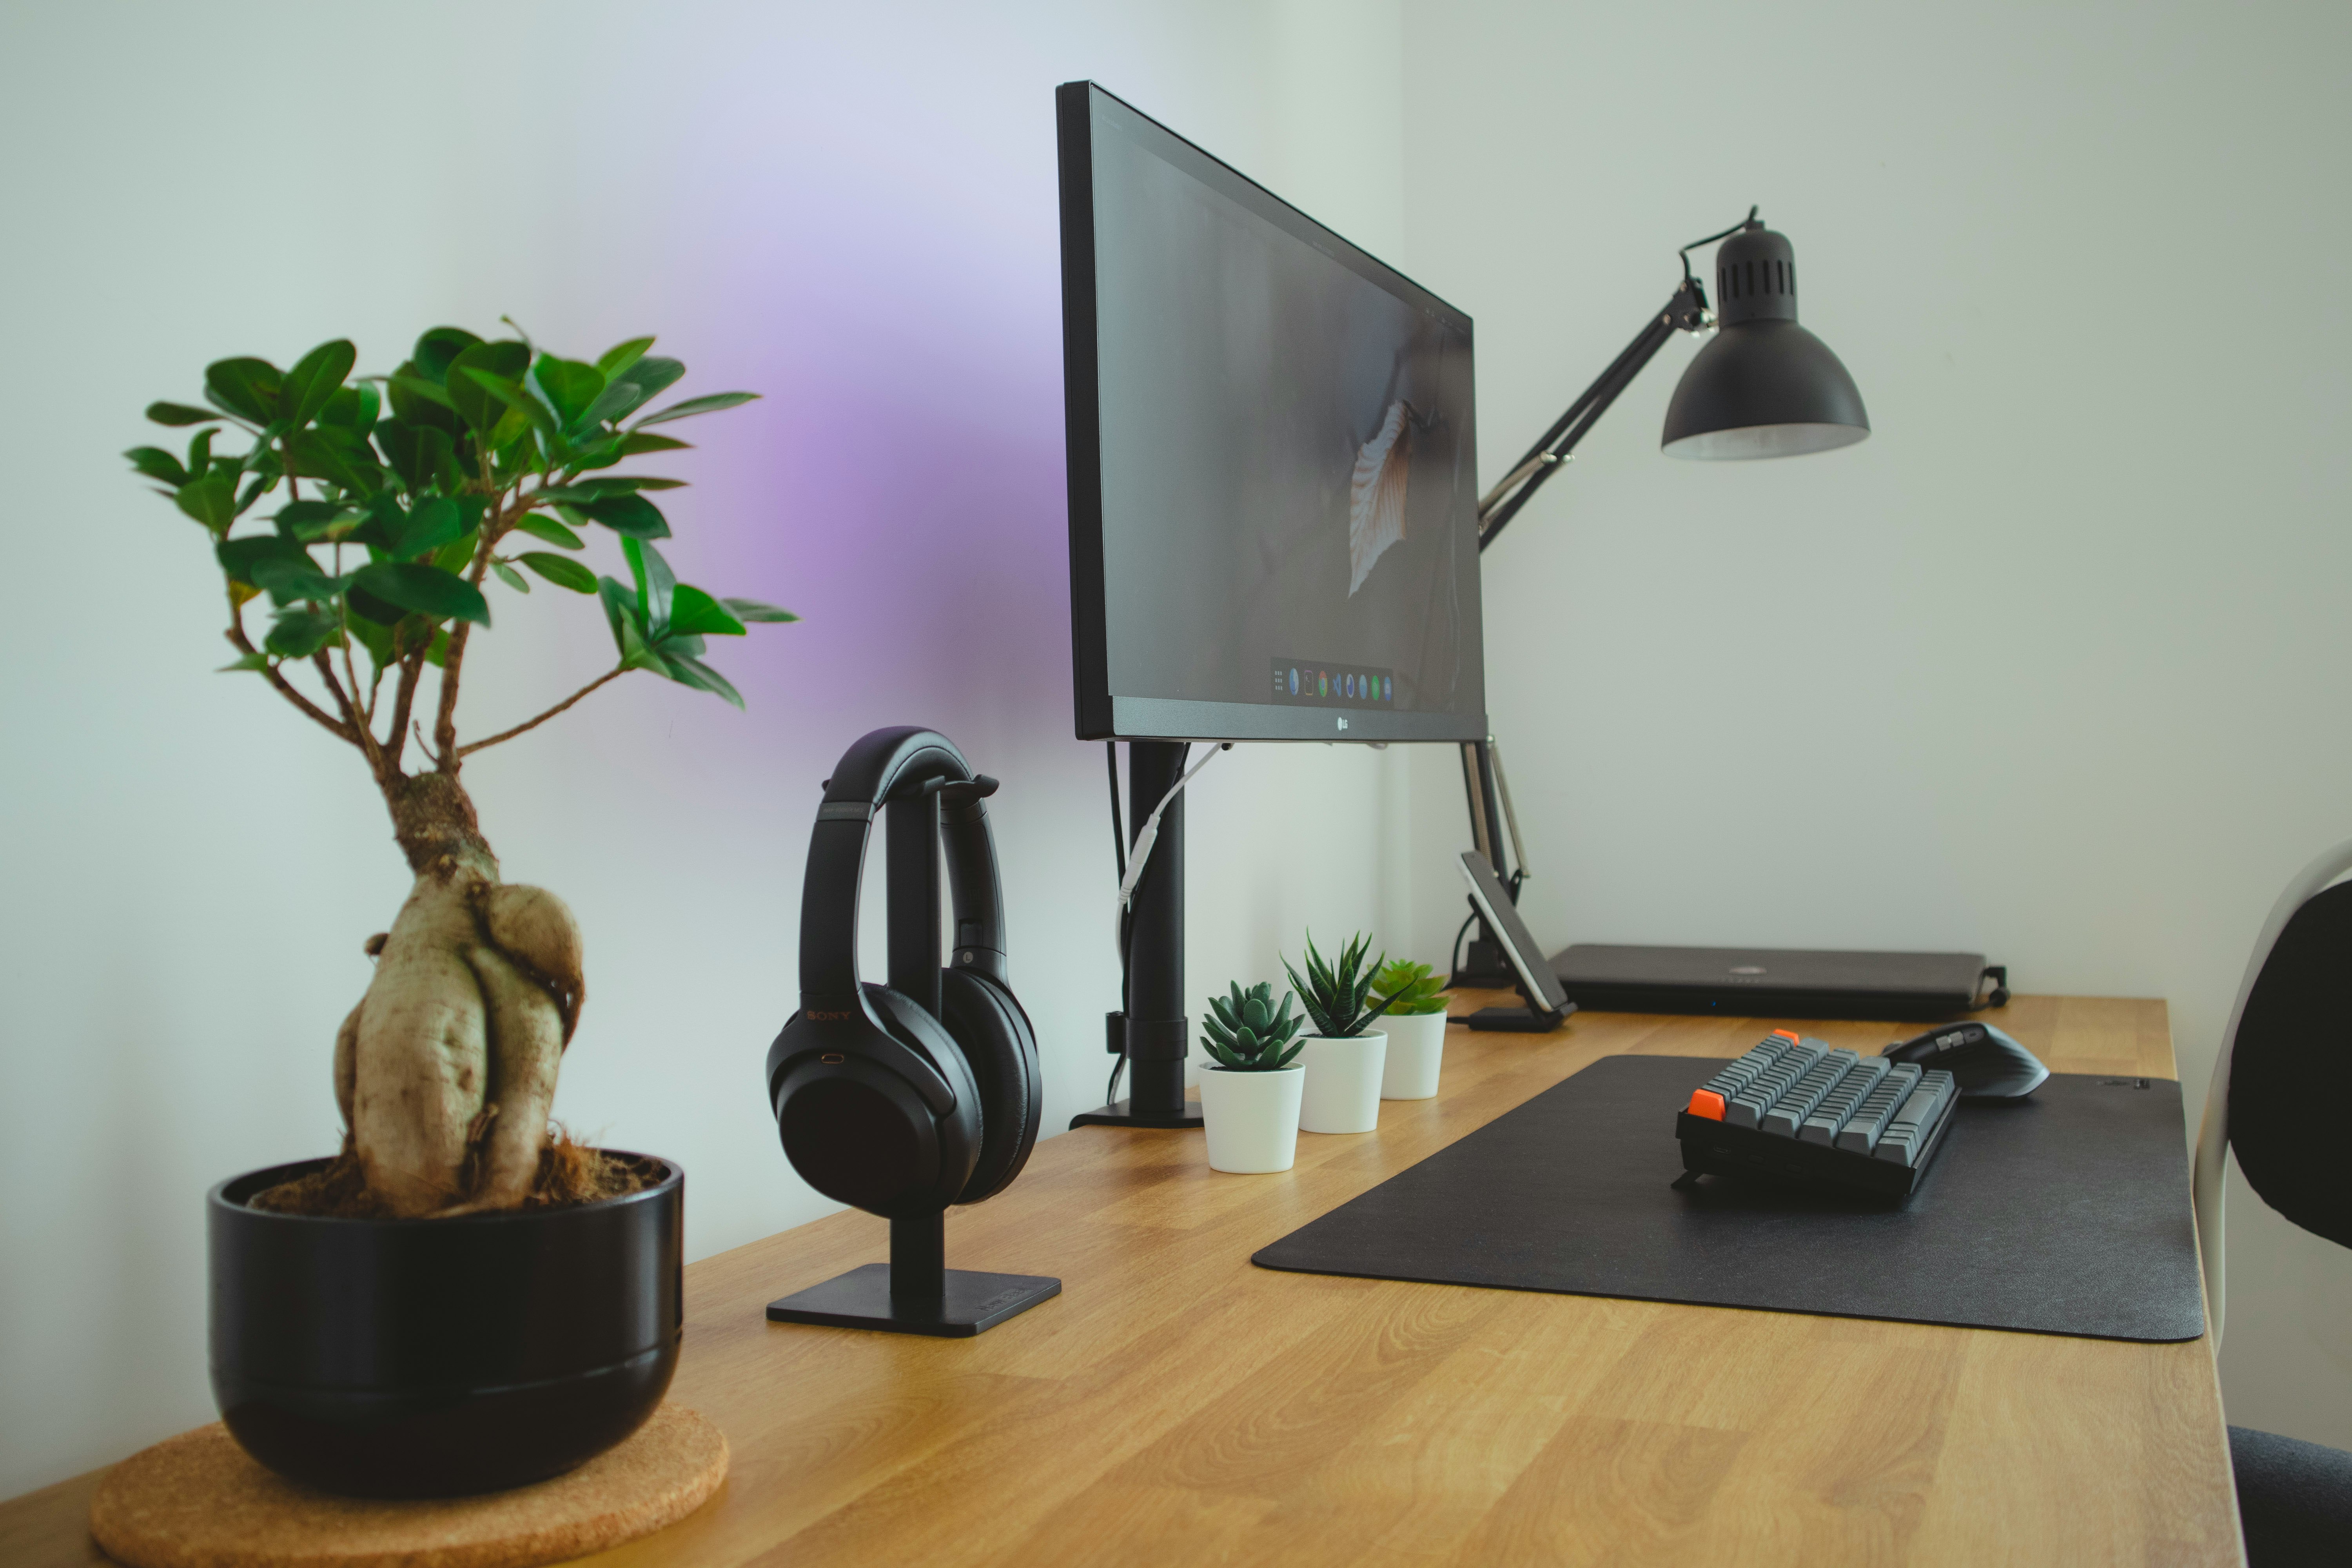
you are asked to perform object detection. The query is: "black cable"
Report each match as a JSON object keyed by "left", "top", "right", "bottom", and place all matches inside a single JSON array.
[
  {"left": 1450, "top": 906, "right": 1478, "bottom": 978},
  {"left": 1106, "top": 742, "right": 1126, "bottom": 880}
]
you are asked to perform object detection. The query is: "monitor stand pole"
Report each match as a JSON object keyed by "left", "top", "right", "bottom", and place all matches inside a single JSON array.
[{"left": 1070, "top": 740, "right": 1202, "bottom": 1130}]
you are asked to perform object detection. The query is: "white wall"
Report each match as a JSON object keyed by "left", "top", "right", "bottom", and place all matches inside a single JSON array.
[
  {"left": 1399, "top": 0, "right": 2352, "bottom": 1447},
  {"left": 0, "top": 0, "right": 1413, "bottom": 1499}
]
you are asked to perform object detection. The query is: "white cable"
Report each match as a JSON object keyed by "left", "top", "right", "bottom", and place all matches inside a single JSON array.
[{"left": 1113, "top": 744, "right": 1230, "bottom": 952}]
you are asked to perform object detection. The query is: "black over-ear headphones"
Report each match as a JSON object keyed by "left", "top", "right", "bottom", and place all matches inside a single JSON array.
[{"left": 766, "top": 727, "right": 1042, "bottom": 1219}]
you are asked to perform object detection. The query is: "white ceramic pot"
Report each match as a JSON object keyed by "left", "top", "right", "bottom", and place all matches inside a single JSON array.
[
  {"left": 1198, "top": 1063, "right": 1305, "bottom": 1173},
  {"left": 1379, "top": 1011, "right": 1448, "bottom": 1100},
  {"left": 1299, "top": 1032, "right": 1387, "bottom": 1134}
]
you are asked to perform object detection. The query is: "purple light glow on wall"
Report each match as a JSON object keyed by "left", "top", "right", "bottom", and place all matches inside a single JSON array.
[{"left": 565, "top": 56, "right": 1085, "bottom": 777}]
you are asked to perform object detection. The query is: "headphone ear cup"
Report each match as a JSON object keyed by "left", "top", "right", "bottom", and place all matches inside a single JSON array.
[
  {"left": 862, "top": 983, "right": 982, "bottom": 1208},
  {"left": 938, "top": 969, "right": 1042, "bottom": 1204}
]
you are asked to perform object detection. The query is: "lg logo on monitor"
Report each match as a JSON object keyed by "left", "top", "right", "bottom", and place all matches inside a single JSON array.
[{"left": 1336, "top": 717, "right": 1349, "bottom": 732}]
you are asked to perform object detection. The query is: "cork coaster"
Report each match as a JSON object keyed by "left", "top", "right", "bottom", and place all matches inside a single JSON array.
[{"left": 88, "top": 1405, "right": 728, "bottom": 1568}]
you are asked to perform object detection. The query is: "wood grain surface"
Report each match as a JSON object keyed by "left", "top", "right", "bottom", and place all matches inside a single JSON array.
[{"left": 0, "top": 994, "right": 2240, "bottom": 1567}]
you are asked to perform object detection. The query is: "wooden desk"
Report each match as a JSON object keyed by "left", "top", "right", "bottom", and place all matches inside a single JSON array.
[{"left": 1, "top": 994, "right": 2240, "bottom": 1566}]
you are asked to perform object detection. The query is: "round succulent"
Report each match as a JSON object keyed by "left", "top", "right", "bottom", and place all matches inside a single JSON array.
[{"left": 1202, "top": 981, "right": 1307, "bottom": 1071}]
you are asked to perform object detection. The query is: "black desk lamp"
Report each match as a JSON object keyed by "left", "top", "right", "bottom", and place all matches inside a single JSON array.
[{"left": 1453, "top": 209, "right": 1869, "bottom": 988}]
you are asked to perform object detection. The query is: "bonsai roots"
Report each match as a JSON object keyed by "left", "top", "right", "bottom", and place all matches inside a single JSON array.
[{"left": 329, "top": 858, "right": 587, "bottom": 1217}]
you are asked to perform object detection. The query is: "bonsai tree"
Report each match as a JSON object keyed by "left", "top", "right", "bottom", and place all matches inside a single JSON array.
[
  {"left": 1369, "top": 960, "right": 1448, "bottom": 1017},
  {"left": 127, "top": 328, "right": 793, "bottom": 1217},
  {"left": 1201, "top": 982, "right": 1307, "bottom": 1070},
  {"left": 1283, "top": 932, "right": 1396, "bottom": 1038}
]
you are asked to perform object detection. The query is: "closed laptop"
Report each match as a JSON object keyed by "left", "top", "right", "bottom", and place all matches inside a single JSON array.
[{"left": 1550, "top": 944, "right": 2006, "bottom": 1022}]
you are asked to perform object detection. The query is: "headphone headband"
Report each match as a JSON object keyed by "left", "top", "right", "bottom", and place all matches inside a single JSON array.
[{"left": 799, "top": 727, "right": 1009, "bottom": 1015}]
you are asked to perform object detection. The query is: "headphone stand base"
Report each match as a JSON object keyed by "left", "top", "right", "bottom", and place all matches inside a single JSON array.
[
  {"left": 766, "top": 1263, "right": 1061, "bottom": 1338},
  {"left": 1069, "top": 1097, "right": 1203, "bottom": 1131}
]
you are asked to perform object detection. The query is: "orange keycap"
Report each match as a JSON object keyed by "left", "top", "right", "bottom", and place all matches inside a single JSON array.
[
  {"left": 1688, "top": 1089, "right": 1726, "bottom": 1120},
  {"left": 1769, "top": 1029, "right": 1800, "bottom": 1043}
]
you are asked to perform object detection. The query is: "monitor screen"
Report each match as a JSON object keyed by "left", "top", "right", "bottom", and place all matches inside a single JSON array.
[{"left": 1059, "top": 82, "right": 1487, "bottom": 743}]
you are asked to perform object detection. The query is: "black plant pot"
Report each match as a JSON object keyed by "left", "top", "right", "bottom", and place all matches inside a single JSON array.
[{"left": 208, "top": 1152, "right": 682, "bottom": 1499}]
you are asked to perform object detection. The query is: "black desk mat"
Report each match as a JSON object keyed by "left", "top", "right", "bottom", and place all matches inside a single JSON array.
[{"left": 1253, "top": 1054, "right": 2205, "bottom": 1342}]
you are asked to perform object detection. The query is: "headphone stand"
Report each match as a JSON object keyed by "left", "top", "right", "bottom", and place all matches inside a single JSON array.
[{"left": 764, "top": 1210, "right": 1061, "bottom": 1338}]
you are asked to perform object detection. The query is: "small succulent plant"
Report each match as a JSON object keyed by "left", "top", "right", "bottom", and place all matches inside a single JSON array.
[
  {"left": 1371, "top": 959, "right": 1449, "bottom": 1017},
  {"left": 1284, "top": 931, "right": 1395, "bottom": 1039},
  {"left": 1202, "top": 982, "right": 1307, "bottom": 1071}
]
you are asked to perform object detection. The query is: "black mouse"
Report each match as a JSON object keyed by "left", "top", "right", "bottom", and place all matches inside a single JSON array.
[{"left": 1881, "top": 1021, "right": 2049, "bottom": 1099}]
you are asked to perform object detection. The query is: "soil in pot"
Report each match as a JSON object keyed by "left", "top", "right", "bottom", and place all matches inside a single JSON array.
[{"left": 250, "top": 1126, "right": 654, "bottom": 1218}]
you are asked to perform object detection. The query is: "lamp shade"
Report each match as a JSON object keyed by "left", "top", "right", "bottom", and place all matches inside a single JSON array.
[{"left": 1661, "top": 223, "right": 1869, "bottom": 460}]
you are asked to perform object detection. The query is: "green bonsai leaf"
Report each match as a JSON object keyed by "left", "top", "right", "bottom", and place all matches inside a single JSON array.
[
  {"left": 431, "top": 530, "right": 478, "bottom": 575},
  {"left": 622, "top": 538, "right": 675, "bottom": 635},
  {"left": 351, "top": 561, "right": 489, "bottom": 626},
  {"left": 412, "top": 327, "right": 483, "bottom": 384},
  {"left": 463, "top": 367, "right": 561, "bottom": 445},
  {"left": 632, "top": 390, "right": 761, "bottom": 428},
  {"left": 264, "top": 606, "right": 343, "bottom": 659},
  {"left": 374, "top": 421, "right": 460, "bottom": 493},
  {"left": 530, "top": 356, "right": 605, "bottom": 429},
  {"left": 444, "top": 341, "right": 530, "bottom": 434},
  {"left": 387, "top": 372, "right": 463, "bottom": 433},
  {"left": 218, "top": 650, "right": 271, "bottom": 673},
  {"left": 513, "top": 514, "right": 585, "bottom": 550},
  {"left": 147, "top": 401, "right": 226, "bottom": 427},
  {"left": 666, "top": 585, "right": 747, "bottom": 637},
  {"left": 596, "top": 336, "right": 655, "bottom": 379},
  {"left": 492, "top": 561, "right": 530, "bottom": 594},
  {"left": 315, "top": 383, "right": 379, "bottom": 434},
  {"left": 518, "top": 552, "right": 597, "bottom": 592},
  {"left": 722, "top": 598, "right": 799, "bottom": 624},
  {"left": 599, "top": 575, "right": 661, "bottom": 670},
  {"left": 204, "top": 357, "right": 282, "bottom": 425},
  {"left": 579, "top": 356, "right": 686, "bottom": 430},
  {"left": 281, "top": 339, "right": 357, "bottom": 429},
  {"left": 619, "top": 431, "right": 691, "bottom": 457},
  {"left": 579, "top": 492, "right": 669, "bottom": 540},
  {"left": 282, "top": 428, "right": 378, "bottom": 494},
  {"left": 658, "top": 648, "right": 743, "bottom": 708},
  {"left": 126, "top": 446, "right": 190, "bottom": 486},
  {"left": 252, "top": 555, "right": 345, "bottom": 606},
  {"left": 175, "top": 474, "right": 238, "bottom": 532},
  {"left": 387, "top": 499, "right": 466, "bottom": 561}
]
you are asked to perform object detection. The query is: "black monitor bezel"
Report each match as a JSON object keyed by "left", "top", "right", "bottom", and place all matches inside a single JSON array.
[{"left": 1057, "top": 80, "right": 1487, "bottom": 744}]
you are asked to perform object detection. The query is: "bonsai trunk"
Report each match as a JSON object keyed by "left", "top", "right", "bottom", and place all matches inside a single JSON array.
[{"left": 334, "top": 769, "right": 586, "bottom": 1217}]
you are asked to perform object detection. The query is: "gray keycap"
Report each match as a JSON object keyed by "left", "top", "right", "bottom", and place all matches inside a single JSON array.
[
  {"left": 1802, "top": 1056, "right": 1888, "bottom": 1143},
  {"left": 1835, "top": 1061, "right": 1921, "bottom": 1152},
  {"left": 1698, "top": 1039, "right": 1789, "bottom": 1103},
  {"left": 1727, "top": 1040, "right": 1824, "bottom": 1128},
  {"left": 1760, "top": 1049, "right": 1858, "bottom": 1137},
  {"left": 1872, "top": 1075, "right": 1955, "bottom": 1166}
]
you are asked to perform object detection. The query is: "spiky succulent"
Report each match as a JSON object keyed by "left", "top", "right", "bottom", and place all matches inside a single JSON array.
[
  {"left": 1371, "top": 959, "right": 1449, "bottom": 1017},
  {"left": 1283, "top": 931, "right": 1394, "bottom": 1038},
  {"left": 1202, "top": 982, "right": 1307, "bottom": 1071}
]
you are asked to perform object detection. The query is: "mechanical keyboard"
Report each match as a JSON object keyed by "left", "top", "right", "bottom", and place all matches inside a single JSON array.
[{"left": 1675, "top": 1029, "right": 1959, "bottom": 1198}]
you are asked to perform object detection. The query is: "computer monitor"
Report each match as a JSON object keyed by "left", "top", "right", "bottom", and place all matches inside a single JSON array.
[{"left": 1058, "top": 81, "right": 1487, "bottom": 744}]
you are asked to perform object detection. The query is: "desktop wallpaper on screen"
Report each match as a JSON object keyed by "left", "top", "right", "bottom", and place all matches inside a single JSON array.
[{"left": 1087, "top": 114, "right": 1484, "bottom": 726}]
